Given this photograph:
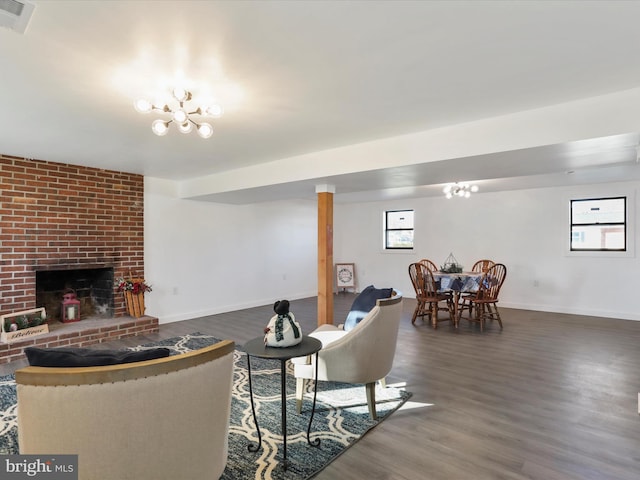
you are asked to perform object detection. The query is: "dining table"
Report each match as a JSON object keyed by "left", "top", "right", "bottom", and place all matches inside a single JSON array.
[{"left": 433, "top": 271, "right": 483, "bottom": 327}]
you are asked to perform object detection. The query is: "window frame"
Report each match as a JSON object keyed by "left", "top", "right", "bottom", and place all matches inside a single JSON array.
[
  {"left": 564, "top": 190, "right": 635, "bottom": 258},
  {"left": 384, "top": 209, "right": 414, "bottom": 250},
  {"left": 570, "top": 196, "right": 626, "bottom": 252}
]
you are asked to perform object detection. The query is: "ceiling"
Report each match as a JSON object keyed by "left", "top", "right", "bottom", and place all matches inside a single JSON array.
[{"left": 2, "top": 0, "right": 640, "bottom": 203}]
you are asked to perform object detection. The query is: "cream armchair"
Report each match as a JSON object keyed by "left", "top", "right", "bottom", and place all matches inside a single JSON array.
[
  {"left": 16, "top": 340, "right": 235, "bottom": 480},
  {"left": 293, "top": 292, "right": 403, "bottom": 419}
]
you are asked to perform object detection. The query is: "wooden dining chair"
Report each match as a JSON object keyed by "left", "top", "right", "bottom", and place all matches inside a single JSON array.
[
  {"left": 418, "top": 258, "right": 454, "bottom": 304},
  {"left": 462, "top": 259, "right": 497, "bottom": 313},
  {"left": 460, "top": 263, "right": 507, "bottom": 332},
  {"left": 408, "top": 262, "right": 453, "bottom": 328},
  {"left": 471, "top": 259, "right": 495, "bottom": 273},
  {"left": 418, "top": 258, "right": 438, "bottom": 272}
]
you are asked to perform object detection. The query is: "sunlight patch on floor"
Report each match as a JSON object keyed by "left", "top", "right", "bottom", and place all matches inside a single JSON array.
[
  {"left": 398, "top": 400, "right": 434, "bottom": 411},
  {"left": 385, "top": 382, "right": 433, "bottom": 411},
  {"left": 385, "top": 381, "right": 407, "bottom": 389}
]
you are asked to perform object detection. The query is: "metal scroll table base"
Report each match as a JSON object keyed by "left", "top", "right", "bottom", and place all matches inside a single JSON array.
[{"left": 246, "top": 346, "right": 320, "bottom": 470}]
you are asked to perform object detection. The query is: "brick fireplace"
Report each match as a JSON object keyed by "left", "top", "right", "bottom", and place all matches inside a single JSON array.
[
  {"left": 36, "top": 266, "right": 115, "bottom": 320},
  {"left": 0, "top": 155, "right": 158, "bottom": 363}
]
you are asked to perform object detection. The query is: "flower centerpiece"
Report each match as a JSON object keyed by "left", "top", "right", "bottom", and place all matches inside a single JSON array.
[
  {"left": 440, "top": 252, "right": 464, "bottom": 273},
  {"left": 116, "top": 277, "right": 152, "bottom": 295},
  {"left": 116, "top": 276, "right": 152, "bottom": 317}
]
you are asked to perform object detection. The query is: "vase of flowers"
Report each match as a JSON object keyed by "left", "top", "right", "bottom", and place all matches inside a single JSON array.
[{"left": 116, "top": 277, "right": 152, "bottom": 318}]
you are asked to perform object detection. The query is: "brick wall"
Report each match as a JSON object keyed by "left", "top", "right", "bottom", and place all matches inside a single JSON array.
[{"left": 0, "top": 155, "right": 144, "bottom": 318}]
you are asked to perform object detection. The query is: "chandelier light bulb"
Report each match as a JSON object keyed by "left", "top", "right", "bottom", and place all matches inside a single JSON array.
[
  {"left": 206, "top": 104, "right": 224, "bottom": 117},
  {"left": 172, "top": 87, "right": 188, "bottom": 102},
  {"left": 178, "top": 121, "right": 193, "bottom": 134},
  {"left": 151, "top": 119, "right": 169, "bottom": 136},
  {"left": 197, "top": 122, "right": 213, "bottom": 139},
  {"left": 134, "top": 99, "right": 153, "bottom": 114},
  {"left": 173, "top": 109, "right": 188, "bottom": 124}
]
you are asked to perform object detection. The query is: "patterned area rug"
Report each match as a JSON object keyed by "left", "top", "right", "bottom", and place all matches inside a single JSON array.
[{"left": 0, "top": 333, "right": 411, "bottom": 480}]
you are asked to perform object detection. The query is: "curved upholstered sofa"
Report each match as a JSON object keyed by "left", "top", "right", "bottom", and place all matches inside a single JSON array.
[{"left": 16, "top": 340, "right": 235, "bottom": 480}]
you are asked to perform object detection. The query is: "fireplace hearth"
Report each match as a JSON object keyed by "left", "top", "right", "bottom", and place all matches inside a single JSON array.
[{"left": 0, "top": 315, "right": 159, "bottom": 364}]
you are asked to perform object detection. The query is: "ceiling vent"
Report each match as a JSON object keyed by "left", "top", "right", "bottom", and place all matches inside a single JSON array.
[{"left": 0, "top": 0, "right": 35, "bottom": 34}]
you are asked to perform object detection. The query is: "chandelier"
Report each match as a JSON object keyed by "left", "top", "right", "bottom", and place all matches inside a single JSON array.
[
  {"left": 134, "top": 87, "right": 223, "bottom": 139},
  {"left": 443, "top": 182, "right": 479, "bottom": 199}
]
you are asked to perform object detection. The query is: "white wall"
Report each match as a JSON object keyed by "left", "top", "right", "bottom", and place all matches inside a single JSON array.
[
  {"left": 146, "top": 176, "right": 640, "bottom": 323},
  {"left": 334, "top": 181, "right": 640, "bottom": 321},
  {"left": 144, "top": 178, "right": 318, "bottom": 323}
]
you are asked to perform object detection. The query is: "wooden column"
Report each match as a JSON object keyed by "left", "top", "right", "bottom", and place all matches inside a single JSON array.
[{"left": 317, "top": 185, "right": 335, "bottom": 326}]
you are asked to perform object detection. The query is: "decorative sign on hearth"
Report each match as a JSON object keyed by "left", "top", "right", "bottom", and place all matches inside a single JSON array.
[{"left": 1, "top": 307, "right": 49, "bottom": 344}]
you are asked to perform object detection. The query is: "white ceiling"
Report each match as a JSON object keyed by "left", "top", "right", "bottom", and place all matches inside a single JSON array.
[{"left": 2, "top": 0, "right": 640, "bottom": 203}]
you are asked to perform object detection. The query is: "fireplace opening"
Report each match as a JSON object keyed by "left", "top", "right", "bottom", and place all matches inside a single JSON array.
[{"left": 36, "top": 268, "right": 115, "bottom": 322}]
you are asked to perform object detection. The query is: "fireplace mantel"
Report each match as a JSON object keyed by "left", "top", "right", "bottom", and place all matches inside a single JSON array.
[{"left": 34, "top": 261, "right": 116, "bottom": 272}]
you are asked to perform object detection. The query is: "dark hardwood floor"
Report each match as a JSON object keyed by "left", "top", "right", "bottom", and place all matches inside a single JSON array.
[{"left": 4, "top": 295, "right": 640, "bottom": 479}]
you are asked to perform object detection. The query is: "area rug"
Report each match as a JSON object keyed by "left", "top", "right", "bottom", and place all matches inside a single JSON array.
[{"left": 0, "top": 333, "right": 411, "bottom": 480}]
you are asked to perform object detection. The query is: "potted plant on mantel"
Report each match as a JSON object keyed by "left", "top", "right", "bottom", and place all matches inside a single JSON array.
[
  {"left": 116, "top": 276, "right": 152, "bottom": 318},
  {"left": 0, "top": 307, "right": 49, "bottom": 344}
]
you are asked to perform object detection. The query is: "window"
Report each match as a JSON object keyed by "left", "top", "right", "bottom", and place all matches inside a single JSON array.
[
  {"left": 385, "top": 210, "right": 414, "bottom": 249},
  {"left": 570, "top": 197, "right": 626, "bottom": 251}
]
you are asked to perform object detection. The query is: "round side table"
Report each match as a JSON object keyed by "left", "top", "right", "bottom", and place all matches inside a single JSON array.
[{"left": 243, "top": 335, "right": 322, "bottom": 470}]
